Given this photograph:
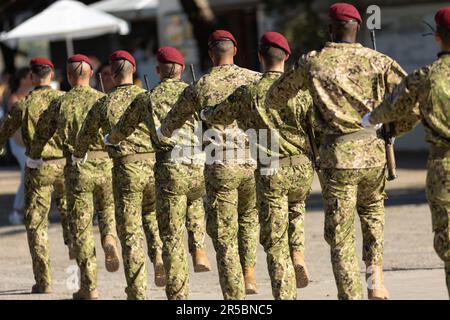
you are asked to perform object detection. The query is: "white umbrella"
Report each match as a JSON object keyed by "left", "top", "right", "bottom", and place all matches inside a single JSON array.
[
  {"left": 0, "top": 0, "right": 130, "bottom": 56},
  {"left": 90, "top": 0, "right": 158, "bottom": 13}
]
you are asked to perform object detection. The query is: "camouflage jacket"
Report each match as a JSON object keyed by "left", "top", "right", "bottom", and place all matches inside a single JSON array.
[
  {"left": 0, "top": 86, "right": 65, "bottom": 159},
  {"left": 266, "top": 42, "right": 419, "bottom": 169},
  {"left": 73, "top": 84, "right": 153, "bottom": 159},
  {"left": 371, "top": 52, "right": 449, "bottom": 149},
  {"left": 109, "top": 78, "right": 200, "bottom": 152},
  {"left": 28, "top": 85, "right": 106, "bottom": 159},
  {"left": 159, "top": 64, "right": 261, "bottom": 151},
  {"left": 202, "top": 71, "right": 313, "bottom": 160}
]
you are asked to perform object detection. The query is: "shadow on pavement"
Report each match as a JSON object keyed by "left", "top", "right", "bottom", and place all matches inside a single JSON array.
[{"left": 0, "top": 289, "right": 32, "bottom": 296}]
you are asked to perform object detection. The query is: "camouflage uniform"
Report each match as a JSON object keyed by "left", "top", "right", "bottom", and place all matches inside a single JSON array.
[
  {"left": 370, "top": 52, "right": 450, "bottom": 297},
  {"left": 202, "top": 72, "right": 314, "bottom": 299},
  {"left": 28, "top": 86, "right": 116, "bottom": 293},
  {"left": 266, "top": 43, "right": 418, "bottom": 299},
  {"left": 160, "top": 64, "right": 261, "bottom": 300},
  {"left": 73, "top": 84, "right": 162, "bottom": 300},
  {"left": 109, "top": 78, "right": 207, "bottom": 300},
  {"left": 0, "top": 86, "right": 69, "bottom": 288}
]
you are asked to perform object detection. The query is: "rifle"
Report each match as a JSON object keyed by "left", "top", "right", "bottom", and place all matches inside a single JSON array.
[
  {"left": 98, "top": 73, "right": 105, "bottom": 93},
  {"left": 370, "top": 29, "right": 397, "bottom": 181},
  {"left": 189, "top": 64, "right": 197, "bottom": 84},
  {"left": 306, "top": 110, "right": 320, "bottom": 173},
  {"left": 143, "top": 74, "right": 150, "bottom": 91}
]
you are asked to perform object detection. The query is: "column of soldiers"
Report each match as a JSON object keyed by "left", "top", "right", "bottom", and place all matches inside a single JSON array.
[{"left": 0, "top": 2, "right": 448, "bottom": 300}]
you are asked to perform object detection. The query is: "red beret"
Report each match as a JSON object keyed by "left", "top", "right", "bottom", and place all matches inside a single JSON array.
[
  {"left": 30, "top": 57, "right": 54, "bottom": 69},
  {"left": 109, "top": 50, "right": 136, "bottom": 68},
  {"left": 261, "top": 32, "right": 291, "bottom": 59},
  {"left": 67, "top": 54, "right": 93, "bottom": 69},
  {"left": 329, "top": 3, "right": 362, "bottom": 24},
  {"left": 208, "top": 30, "right": 237, "bottom": 47},
  {"left": 157, "top": 47, "right": 185, "bottom": 67},
  {"left": 435, "top": 7, "right": 450, "bottom": 29}
]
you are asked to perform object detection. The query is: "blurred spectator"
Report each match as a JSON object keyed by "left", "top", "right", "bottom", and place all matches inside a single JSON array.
[
  {"left": 6, "top": 67, "right": 33, "bottom": 225},
  {"left": 96, "top": 62, "right": 115, "bottom": 93},
  {"left": 132, "top": 40, "right": 159, "bottom": 89}
]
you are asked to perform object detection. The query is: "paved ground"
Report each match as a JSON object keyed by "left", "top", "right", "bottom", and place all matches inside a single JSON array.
[{"left": 0, "top": 152, "right": 448, "bottom": 300}]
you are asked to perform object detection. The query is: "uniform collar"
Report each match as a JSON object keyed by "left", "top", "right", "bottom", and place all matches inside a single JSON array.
[
  {"left": 115, "top": 83, "right": 134, "bottom": 88},
  {"left": 211, "top": 64, "right": 235, "bottom": 71},
  {"left": 263, "top": 71, "right": 283, "bottom": 78},
  {"left": 326, "top": 42, "right": 363, "bottom": 49},
  {"left": 71, "top": 85, "right": 92, "bottom": 91},
  {"left": 160, "top": 78, "right": 182, "bottom": 83}
]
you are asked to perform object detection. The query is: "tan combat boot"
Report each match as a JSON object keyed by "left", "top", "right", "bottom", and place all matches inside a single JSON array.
[
  {"left": 243, "top": 266, "right": 258, "bottom": 294},
  {"left": 292, "top": 251, "right": 310, "bottom": 288},
  {"left": 366, "top": 265, "right": 390, "bottom": 300},
  {"left": 73, "top": 288, "right": 99, "bottom": 300},
  {"left": 102, "top": 234, "right": 120, "bottom": 273},
  {"left": 31, "top": 284, "right": 53, "bottom": 294},
  {"left": 153, "top": 253, "right": 166, "bottom": 287},
  {"left": 192, "top": 249, "right": 211, "bottom": 273}
]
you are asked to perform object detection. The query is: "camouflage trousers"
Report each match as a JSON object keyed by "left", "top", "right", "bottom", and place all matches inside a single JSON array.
[
  {"left": 204, "top": 163, "right": 258, "bottom": 300},
  {"left": 24, "top": 164, "right": 68, "bottom": 287},
  {"left": 322, "top": 167, "right": 386, "bottom": 300},
  {"left": 155, "top": 160, "right": 206, "bottom": 300},
  {"left": 112, "top": 159, "right": 162, "bottom": 300},
  {"left": 426, "top": 155, "right": 450, "bottom": 298},
  {"left": 256, "top": 161, "right": 314, "bottom": 300},
  {"left": 65, "top": 158, "right": 116, "bottom": 292}
]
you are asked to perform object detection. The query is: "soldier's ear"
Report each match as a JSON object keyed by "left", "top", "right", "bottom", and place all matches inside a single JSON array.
[
  {"left": 208, "top": 49, "right": 213, "bottom": 61},
  {"left": 233, "top": 46, "right": 237, "bottom": 57},
  {"left": 50, "top": 70, "right": 55, "bottom": 81},
  {"left": 435, "top": 32, "right": 443, "bottom": 48},
  {"left": 89, "top": 69, "right": 94, "bottom": 78}
]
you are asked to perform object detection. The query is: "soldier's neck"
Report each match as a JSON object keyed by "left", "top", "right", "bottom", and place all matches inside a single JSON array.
[
  {"left": 33, "top": 79, "right": 52, "bottom": 87},
  {"left": 333, "top": 34, "right": 357, "bottom": 44},
  {"left": 213, "top": 57, "right": 234, "bottom": 67},
  {"left": 72, "top": 80, "right": 90, "bottom": 88},
  {"left": 265, "top": 65, "right": 284, "bottom": 73}
]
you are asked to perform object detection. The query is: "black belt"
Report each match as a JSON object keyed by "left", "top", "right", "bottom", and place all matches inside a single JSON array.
[
  {"left": 113, "top": 152, "right": 155, "bottom": 166},
  {"left": 258, "top": 154, "right": 310, "bottom": 169}
]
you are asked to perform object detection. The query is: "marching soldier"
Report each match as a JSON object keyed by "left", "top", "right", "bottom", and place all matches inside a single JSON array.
[
  {"left": 364, "top": 6, "right": 450, "bottom": 298},
  {"left": 27, "top": 54, "right": 119, "bottom": 300},
  {"left": 158, "top": 30, "right": 261, "bottom": 299},
  {"left": 265, "top": 3, "right": 418, "bottom": 299},
  {"left": 72, "top": 51, "right": 164, "bottom": 300},
  {"left": 201, "top": 32, "right": 314, "bottom": 299},
  {"left": 0, "top": 57, "right": 70, "bottom": 293},
  {"left": 106, "top": 46, "right": 212, "bottom": 300}
]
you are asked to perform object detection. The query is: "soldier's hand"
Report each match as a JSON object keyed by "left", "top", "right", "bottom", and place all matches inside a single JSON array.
[
  {"left": 156, "top": 127, "right": 175, "bottom": 145},
  {"left": 103, "top": 134, "right": 119, "bottom": 147},
  {"left": 362, "top": 113, "right": 382, "bottom": 130},
  {"left": 71, "top": 154, "right": 87, "bottom": 165},
  {"left": 199, "top": 108, "right": 207, "bottom": 121},
  {"left": 26, "top": 157, "right": 44, "bottom": 169}
]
